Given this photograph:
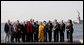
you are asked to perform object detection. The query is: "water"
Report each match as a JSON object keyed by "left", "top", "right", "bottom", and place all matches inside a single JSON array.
[{"left": 1, "top": 23, "right": 83, "bottom": 40}]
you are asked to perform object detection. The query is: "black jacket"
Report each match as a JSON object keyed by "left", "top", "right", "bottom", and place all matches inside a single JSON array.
[
  {"left": 66, "top": 24, "right": 74, "bottom": 33},
  {"left": 60, "top": 23, "right": 65, "bottom": 32},
  {"left": 16, "top": 24, "right": 21, "bottom": 33},
  {"left": 21, "top": 24, "right": 26, "bottom": 34},
  {"left": 54, "top": 23, "right": 60, "bottom": 32},
  {"left": 4, "top": 23, "right": 11, "bottom": 33},
  {"left": 47, "top": 23, "right": 53, "bottom": 32},
  {"left": 34, "top": 24, "right": 39, "bottom": 34}
]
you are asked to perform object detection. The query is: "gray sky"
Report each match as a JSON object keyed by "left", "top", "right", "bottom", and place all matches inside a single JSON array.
[{"left": 1, "top": 1, "right": 83, "bottom": 23}]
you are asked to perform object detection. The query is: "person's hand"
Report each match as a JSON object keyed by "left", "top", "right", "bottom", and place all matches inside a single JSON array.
[
  {"left": 69, "top": 31, "right": 70, "bottom": 32},
  {"left": 21, "top": 31, "right": 23, "bottom": 33},
  {"left": 18, "top": 28, "right": 20, "bottom": 31},
  {"left": 34, "top": 32, "right": 36, "bottom": 34}
]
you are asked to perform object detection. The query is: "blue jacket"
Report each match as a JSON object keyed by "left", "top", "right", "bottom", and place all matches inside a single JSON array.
[{"left": 4, "top": 23, "right": 11, "bottom": 33}]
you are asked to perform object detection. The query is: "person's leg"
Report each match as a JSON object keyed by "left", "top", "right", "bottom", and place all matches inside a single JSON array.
[
  {"left": 57, "top": 32, "right": 59, "bottom": 42},
  {"left": 67, "top": 31, "right": 69, "bottom": 42},
  {"left": 49, "top": 32, "right": 50, "bottom": 42},
  {"left": 50, "top": 32, "right": 52, "bottom": 42},
  {"left": 23, "top": 33, "right": 25, "bottom": 42},
  {"left": 32, "top": 33, "right": 33, "bottom": 42},
  {"left": 26, "top": 33, "right": 27, "bottom": 42},
  {"left": 68, "top": 32, "right": 71, "bottom": 42},
  {"left": 17, "top": 37, "right": 20, "bottom": 42},
  {"left": 15, "top": 33, "right": 17, "bottom": 42},
  {"left": 60, "top": 32, "right": 62, "bottom": 42},
  {"left": 34, "top": 33, "right": 36, "bottom": 42},
  {"left": 49, "top": 31, "right": 52, "bottom": 42},
  {"left": 11, "top": 34, "right": 13, "bottom": 42},
  {"left": 22, "top": 33, "right": 25, "bottom": 42},
  {"left": 48, "top": 32, "right": 49, "bottom": 42},
  {"left": 62, "top": 32, "right": 64, "bottom": 42},
  {"left": 5, "top": 33, "right": 7, "bottom": 42},
  {"left": 54, "top": 31, "right": 56, "bottom": 42},
  {"left": 70, "top": 33, "right": 73, "bottom": 42},
  {"left": 45, "top": 33, "right": 47, "bottom": 42}
]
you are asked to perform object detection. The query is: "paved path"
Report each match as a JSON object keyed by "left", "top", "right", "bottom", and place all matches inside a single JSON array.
[{"left": 1, "top": 39, "right": 83, "bottom": 44}]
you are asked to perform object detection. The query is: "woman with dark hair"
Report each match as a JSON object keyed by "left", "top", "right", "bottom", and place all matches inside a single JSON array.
[{"left": 66, "top": 19, "right": 74, "bottom": 42}]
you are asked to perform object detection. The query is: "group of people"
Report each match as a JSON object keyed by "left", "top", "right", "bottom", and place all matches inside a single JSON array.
[{"left": 4, "top": 19, "right": 74, "bottom": 42}]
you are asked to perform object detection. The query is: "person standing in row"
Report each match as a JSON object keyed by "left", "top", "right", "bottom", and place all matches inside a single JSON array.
[
  {"left": 30, "top": 19, "right": 35, "bottom": 41},
  {"left": 60, "top": 20, "right": 65, "bottom": 42},
  {"left": 34, "top": 21, "right": 39, "bottom": 42},
  {"left": 66, "top": 19, "right": 74, "bottom": 42},
  {"left": 4, "top": 20, "right": 11, "bottom": 42},
  {"left": 26, "top": 21, "right": 30, "bottom": 42},
  {"left": 29, "top": 21, "right": 33, "bottom": 42},
  {"left": 10, "top": 22, "right": 16, "bottom": 42},
  {"left": 38, "top": 22, "right": 45, "bottom": 42},
  {"left": 43, "top": 21, "right": 48, "bottom": 42},
  {"left": 21, "top": 21, "right": 26, "bottom": 42},
  {"left": 53, "top": 19, "right": 60, "bottom": 42},
  {"left": 47, "top": 20, "right": 53, "bottom": 42},
  {"left": 15, "top": 20, "right": 21, "bottom": 42}
]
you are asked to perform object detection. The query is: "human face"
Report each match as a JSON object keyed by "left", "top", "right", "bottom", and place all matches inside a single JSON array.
[
  {"left": 8, "top": 20, "right": 10, "bottom": 23},
  {"left": 40, "top": 22, "right": 42, "bottom": 25},
  {"left": 61, "top": 20, "right": 63, "bottom": 24},
  {"left": 36, "top": 21, "right": 38, "bottom": 24}
]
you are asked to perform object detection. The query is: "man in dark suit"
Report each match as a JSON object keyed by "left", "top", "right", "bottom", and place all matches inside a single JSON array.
[
  {"left": 60, "top": 20, "right": 65, "bottom": 42},
  {"left": 4, "top": 20, "right": 11, "bottom": 42},
  {"left": 47, "top": 20, "right": 53, "bottom": 42},
  {"left": 15, "top": 20, "right": 21, "bottom": 42},
  {"left": 21, "top": 21, "right": 26, "bottom": 42},
  {"left": 53, "top": 19, "right": 60, "bottom": 42},
  {"left": 43, "top": 21, "right": 47, "bottom": 42}
]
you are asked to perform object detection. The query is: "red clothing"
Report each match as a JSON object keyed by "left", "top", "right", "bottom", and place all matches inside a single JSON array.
[
  {"left": 30, "top": 24, "right": 33, "bottom": 32},
  {"left": 26, "top": 24, "right": 33, "bottom": 33},
  {"left": 26, "top": 24, "right": 30, "bottom": 32}
]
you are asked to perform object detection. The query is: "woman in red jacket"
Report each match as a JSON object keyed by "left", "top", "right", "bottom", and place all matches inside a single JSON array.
[{"left": 26, "top": 21, "right": 30, "bottom": 42}]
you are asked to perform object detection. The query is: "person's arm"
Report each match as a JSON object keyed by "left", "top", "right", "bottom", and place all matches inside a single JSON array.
[
  {"left": 69, "top": 24, "right": 74, "bottom": 33},
  {"left": 63, "top": 24, "right": 65, "bottom": 32},
  {"left": 4, "top": 23, "right": 7, "bottom": 33}
]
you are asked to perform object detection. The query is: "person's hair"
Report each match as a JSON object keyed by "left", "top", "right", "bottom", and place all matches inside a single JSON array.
[
  {"left": 17, "top": 20, "right": 19, "bottom": 22},
  {"left": 43, "top": 21, "right": 46, "bottom": 23},
  {"left": 68, "top": 19, "right": 72, "bottom": 24}
]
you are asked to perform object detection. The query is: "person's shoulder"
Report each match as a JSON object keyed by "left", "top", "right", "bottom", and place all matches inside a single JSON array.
[
  {"left": 57, "top": 22, "right": 60, "bottom": 25},
  {"left": 5, "top": 23, "right": 7, "bottom": 25}
]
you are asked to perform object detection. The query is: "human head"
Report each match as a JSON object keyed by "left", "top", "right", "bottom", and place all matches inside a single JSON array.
[
  {"left": 16, "top": 20, "right": 19, "bottom": 24},
  {"left": 27, "top": 21, "right": 30, "bottom": 24},
  {"left": 43, "top": 21, "right": 46, "bottom": 24},
  {"left": 61, "top": 20, "right": 63, "bottom": 24},
  {"left": 67, "top": 19, "right": 72, "bottom": 25},
  {"left": 32, "top": 19, "right": 34, "bottom": 22},
  {"left": 54, "top": 19, "right": 57, "bottom": 24},
  {"left": 23, "top": 21, "right": 25, "bottom": 24},
  {"left": 48, "top": 20, "right": 51, "bottom": 24},
  {"left": 36, "top": 21, "right": 38, "bottom": 24},
  {"left": 30, "top": 18, "right": 32, "bottom": 22},
  {"left": 7, "top": 20, "right": 10, "bottom": 23},
  {"left": 40, "top": 22, "right": 43, "bottom": 25}
]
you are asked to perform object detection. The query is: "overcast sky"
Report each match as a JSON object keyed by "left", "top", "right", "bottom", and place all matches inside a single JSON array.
[{"left": 1, "top": 1, "right": 83, "bottom": 23}]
